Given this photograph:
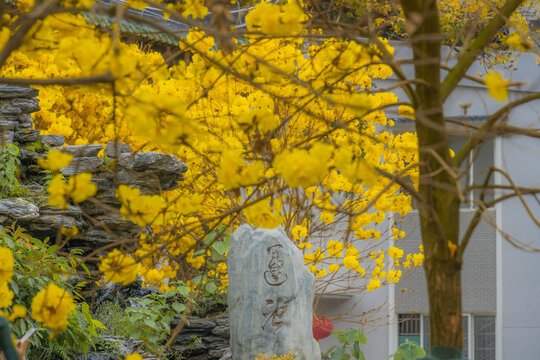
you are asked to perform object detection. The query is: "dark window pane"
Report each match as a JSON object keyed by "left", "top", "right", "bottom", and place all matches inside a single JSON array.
[
  {"left": 474, "top": 315, "right": 495, "bottom": 360},
  {"left": 398, "top": 314, "right": 421, "bottom": 346}
]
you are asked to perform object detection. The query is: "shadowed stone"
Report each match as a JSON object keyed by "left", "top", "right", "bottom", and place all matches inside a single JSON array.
[
  {"left": 40, "top": 134, "right": 65, "bottom": 147},
  {"left": 14, "top": 129, "right": 40, "bottom": 143},
  {"left": 228, "top": 225, "right": 321, "bottom": 360},
  {"left": 105, "top": 142, "right": 132, "bottom": 158},
  {"left": 60, "top": 144, "right": 103, "bottom": 157},
  {"left": 60, "top": 157, "right": 104, "bottom": 176},
  {"left": 0, "top": 198, "right": 39, "bottom": 220},
  {"left": 11, "top": 98, "right": 40, "bottom": 113},
  {"left": 0, "top": 85, "right": 39, "bottom": 99}
]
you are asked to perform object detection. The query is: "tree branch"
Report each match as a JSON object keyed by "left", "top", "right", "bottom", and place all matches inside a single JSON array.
[{"left": 440, "top": 0, "right": 525, "bottom": 102}]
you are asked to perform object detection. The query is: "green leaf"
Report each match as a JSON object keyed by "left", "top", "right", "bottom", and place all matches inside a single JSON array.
[
  {"left": 192, "top": 249, "right": 206, "bottom": 258},
  {"left": 172, "top": 302, "right": 186, "bottom": 313},
  {"left": 177, "top": 285, "right": 190, "bottom": 297},
  {"left": 205, "top": 281, "right": 218, "bottom": 294},
  {"left": 211, "top": 241, "right": 229, "bottom": 255},
  {"left": 204, "top": 230, "right": 218, "bottom": 245}
]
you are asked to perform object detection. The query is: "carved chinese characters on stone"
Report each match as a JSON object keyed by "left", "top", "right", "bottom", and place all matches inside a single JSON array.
[
  {"left": 264, "top": 244, "right": 288, "bottom": 286},
  {"left": 262, "top": 296, "right": 287, "bottom": 331},
  {"left": 228, "top": 225, "right": 322, "bottom": 360},
  {"left": 262, "top": 244, "right": 289, "bottom": 331}
]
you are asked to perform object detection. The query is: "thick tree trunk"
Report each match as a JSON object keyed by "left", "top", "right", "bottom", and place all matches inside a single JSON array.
[{"left": 399, "top": 0, "right": 463, "bottom": 350}]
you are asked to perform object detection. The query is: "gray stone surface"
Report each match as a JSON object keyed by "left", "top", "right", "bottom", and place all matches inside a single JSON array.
[
  {"left": 105, "top": 141, "right": 132, "bottom": 158},
  {"left": 119, "top": 152, "right": 187, "bottom": 172},
  {"left": 60, "top": 157, "right": 104, "bottom": 176},
  {"left": 11, "top": 98, "right": 40, "bottom": 113},
  {"left": 40, "top": 134, "right": 65, "bottom": 147},
  {"left": 0, "top": 85, "right": 39, "bottom": 99},
  {"left": 60, "top": 144, "right": 103, "bottom": 157},
  {"left": 0, "top": 198, "right": 39, "bottom": 220},
  {"left": 14, "top": 128, "right": 40, "bottom": 143},
  {"left": 228, "top": 225, "right": 321, "bottom": 360}
]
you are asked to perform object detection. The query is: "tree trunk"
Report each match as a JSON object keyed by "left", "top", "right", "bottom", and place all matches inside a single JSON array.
[{"left": 399, "top": 0, "right": 463, "bottom": 350}]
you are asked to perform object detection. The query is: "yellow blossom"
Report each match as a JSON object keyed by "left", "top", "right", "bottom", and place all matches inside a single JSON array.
[
  {"left": 125, "top": 354, "right": 143, "bottom": 360},
  {"left": 485, "top": 72, "right": 510, "bottom": 102},
  {"left": 60, "top": 226, "right": 78, "bottom": 238},
  {"left": 0, "top": 248, "right": 14, "bottom": 283},
  {"left": 328, "top": 263, "right": 340, "bottom": 273},
  {"left": 243, "top": 199, "right": 282, "bottom": 229},
  {"left": 98, "top": 249, "right": 138, "bottom": 286},
  {"left": 388, "top": 246, "right": 404, "bottom": 259},
  {"left": 0, "top": 282, "right": 14, "bottom": 308},
  {"left": 367, "top": 278, "right": 381, "bottom": 292},
  {"left": 8, "top": 304, "right": 27, "bottom": 321},
  {"left": 31, "top": 284, "right": 75, "bottom": 333},
  {"left": 37, "top": 150, "right": 73, "bottom": 172},
  {"left": 66, "top": 173, "right": 97, "bottom": 203}
]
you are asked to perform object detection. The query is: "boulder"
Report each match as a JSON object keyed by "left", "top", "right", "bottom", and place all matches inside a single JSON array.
[
  {"left": 0, "top": 198, "right": 39, "bottom": 221},
  {"left": 228, "top": 225, "right": 321, "bottom": 360}
]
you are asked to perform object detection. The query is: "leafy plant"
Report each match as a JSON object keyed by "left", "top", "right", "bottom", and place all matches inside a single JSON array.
[
  {"left": 124, "top": 285, "right": 190, "bottom": 353},
  {"left": 389, "top": 341, "right": 426, "bottom": 360},
  {"left": 326, "top": 328, "right": 367, "bottom": 360},
  {"left": 0, "top": 143, "right": 26, "bottom": 198},
  {"left": 0, "top": 226, "right": 104, "bottom": 359}
]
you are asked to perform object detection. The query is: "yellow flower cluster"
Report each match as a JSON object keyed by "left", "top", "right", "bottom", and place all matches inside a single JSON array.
[
  {"left": 31, "top": 284, "right": 75, "bottom": 333},
  {"left": 98, "top": 249, "right": 138, "bottom": 286},
  {"left": 47, "top": 173, "right": 97, "bottom": 209},
  {"left": 5, "top": 11, "right": 424, "bottom": 292},
  {"left": 255, "top": 351, "right": 295, "bottom": 360}
]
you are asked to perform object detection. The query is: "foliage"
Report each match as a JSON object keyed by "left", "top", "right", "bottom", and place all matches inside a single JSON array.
[
  {"left": 124, "top": 286, "right": 190, "bottom": 354},
  {"left": 326, "top": 328, "right": 367, "bottom": 360},
  {"left": 92, "top": 300, "right": 140, "bottom": 339},
  {"left": 0, "top": 226, "right": 105, "bottom": 359},
  {"left": 389, "top": 341, "right": 426, "bottom": 360},
  {"left": 0, "top": 144, "right": 26, "bottom": 198}
]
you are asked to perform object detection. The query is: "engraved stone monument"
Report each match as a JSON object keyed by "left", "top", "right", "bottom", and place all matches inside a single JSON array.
[{"left": 228, "top": 225, "right": 321, "bottom": 360}]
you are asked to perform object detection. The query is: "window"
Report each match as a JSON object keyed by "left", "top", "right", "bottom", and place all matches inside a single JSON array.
[
  {"left": 398, "top": 314, "right": 420, "bottom": 345},
  {"left": 450, "top": 136, "right": 495, "bottom": 207},
  {"left": 474, "top": 316, "right": 495, "bottom": 360},
  {"left": 398, "top": 314, "right": 495, "bottom": 360}
]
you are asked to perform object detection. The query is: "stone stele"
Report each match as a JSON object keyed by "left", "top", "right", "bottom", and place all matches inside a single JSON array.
[{"left": 228, "top": 225, "right": 321, "bottom": 360}]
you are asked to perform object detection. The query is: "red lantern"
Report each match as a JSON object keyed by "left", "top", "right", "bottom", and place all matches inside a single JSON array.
[{"left": 312, "top": 314, "right": 333, "bottom": 341}]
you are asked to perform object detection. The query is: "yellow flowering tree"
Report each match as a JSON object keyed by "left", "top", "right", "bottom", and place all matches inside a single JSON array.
[{"left": 0, "top": 0, "right": 539, "bottom": 354}]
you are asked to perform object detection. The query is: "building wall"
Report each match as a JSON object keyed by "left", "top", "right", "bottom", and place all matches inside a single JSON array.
[
  {"left": 497, "top": 98, "right": 540, "bottom": 359},
  {"left": 395, "top": 210, "right": 497, "bottom": 315}
]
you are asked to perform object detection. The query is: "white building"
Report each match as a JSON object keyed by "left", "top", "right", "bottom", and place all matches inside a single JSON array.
[{"left": 317, "top": 43, "right": 540, "bottom": 360}]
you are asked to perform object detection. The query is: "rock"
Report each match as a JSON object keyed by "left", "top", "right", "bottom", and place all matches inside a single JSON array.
[
  {"left": 219, "top": 350, "right": 233, "bottom": 360},
  {"left": 60, "top": 157, "right": 104, "bottom": 176},
  {"left": 118, "top": 152, "right": 187, "bottom": 173},
  {"left": 0, "top": 129, "right": 14, "bottom": 143},
  {"left": 73, "top": 228, "right": 121, "bottom": 245},
  {"left": 18, "top": 148, "right": 45, "bottom": 163},
  {"left": 60, "top": 144, "right": 103, "bottom": 157},
  {"left": 114, "top": 169, "right": 183, "bottom": 193},
  {"left": 40, "top": 134, "right": 65, "bottom": 147},
  {"left": 105, "top": 142, "right": 132, "bottom": 158},
  {"left": 26, "top": 214, "right": 79, "bottom": 232},
  {"left": 17, "top": 114, "right": 33, "bottom": 128},
  {"left": 40, "top": 205, "right": 83, "bottom": 218},
  {"left": 212, "top": 325, "right": 230, "bottom": 339},
  {"left": 11, "top": 98, "right": 40, "bottom": 113},
  {"left": 228, "top": 225, "right": 321, "bottom": 360},
  {"left": 0, "top": 105, "right": 22, "bottom": 115},
  {"left": 0, "top": 198, "right": 39, "bottom": 220},
  {"left": 14, "top": 128, "right": 40, "bottom": 143},
  {"left": 0, "top": 120, "right": 18, "bottom": 130},
  {"left": 0, "top": 85, "right": 39, "bottom": 99},
  {"left": 94, "top": 215, "right": 136, "bottom": 231}
]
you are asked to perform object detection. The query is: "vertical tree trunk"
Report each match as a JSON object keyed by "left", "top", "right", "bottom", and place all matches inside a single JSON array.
[{"left": 399, "top": 0, "right": 463, "bottom": 350}]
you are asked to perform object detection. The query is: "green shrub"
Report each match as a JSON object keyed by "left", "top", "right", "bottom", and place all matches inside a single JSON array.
[{"left": 0, "top": 226, "right": 105, "bottom": 360}]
